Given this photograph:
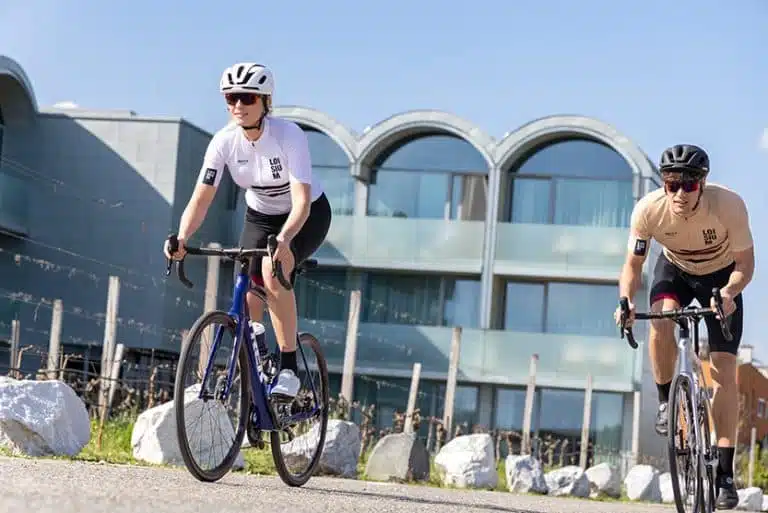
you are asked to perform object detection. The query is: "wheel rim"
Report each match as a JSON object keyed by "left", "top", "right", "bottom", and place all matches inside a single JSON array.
[{"left": 178, "top": 319, "right": 245, "bottom": 475}]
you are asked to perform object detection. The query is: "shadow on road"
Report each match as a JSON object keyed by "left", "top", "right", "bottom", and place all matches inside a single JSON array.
[{"left": 301, "top": 485, "right": 537, "bottom": 513}]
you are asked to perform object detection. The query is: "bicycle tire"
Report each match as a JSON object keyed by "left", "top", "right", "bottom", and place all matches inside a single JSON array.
[
  {"left": 698, "top": 389, "right": 716, "bottom": 513},
  {"left": 668, "top": 373, "right": 702, "bottom": 513},
  {"left": 174, "top": 310, "right": 250, "bottom": 482},
  {"left": 270, "top": 332, "right": 330, "bottom": 487}
]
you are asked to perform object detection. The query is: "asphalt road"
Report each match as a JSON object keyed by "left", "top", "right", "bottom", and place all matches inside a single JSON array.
[{"left": 0, "top": 456, "right": 674, "bottom": 513}]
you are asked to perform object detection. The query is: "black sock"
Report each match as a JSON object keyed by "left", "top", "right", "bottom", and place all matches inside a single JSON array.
[
  {"left": 280, "top": 349, "right": 298, "bottom": 373},
  {"left": 657, "top": 381, "right": 672, "bottom": 403},
  {"left": 718, "top": 447, "right": 735, "bottom": 477}
]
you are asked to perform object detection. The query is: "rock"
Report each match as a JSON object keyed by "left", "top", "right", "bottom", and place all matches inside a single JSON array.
[
  {"left": 585, "top": 462, "right": 621, "bottom": 498},
  {"left": 737, "top": 487, "right": 762, "bottom": 511},
  {"left": 434, "top": 433, "right": 498, "bottom": 489},
  {"left": 131, "top": 384, "right": 244, "bottom": 469},
  {"left": 761, "top": 494, "right": 768, "bottom": 512},
  {"left": 505, "top": 455, "right": 548, "bottom": 494},
  {"left": 280, "top": 419, "right": 360, "bottom": 478},
  {"left": 658, "top": 472, "right": 686, "bottom": 504},
  {"left": 623, "top": 464, "right": 661, "bottom": 502},
  {"left": 544, "top": 465, "right": 590, "bottom": 497},
  {"left": 364, "top": 432, "right": 429, "bottom": 482},
  {"left": 0, "top": 378, "right": 90, "bottom": 456}
]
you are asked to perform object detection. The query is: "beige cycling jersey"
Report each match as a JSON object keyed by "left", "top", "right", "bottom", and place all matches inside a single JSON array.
[{"left": 629, "top": 182, "right": 753, "bottom": 276}]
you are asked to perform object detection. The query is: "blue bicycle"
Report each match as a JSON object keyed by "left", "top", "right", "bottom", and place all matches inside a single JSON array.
[{"left": 165, "top": 234, "right": 329, "bottom": 487}]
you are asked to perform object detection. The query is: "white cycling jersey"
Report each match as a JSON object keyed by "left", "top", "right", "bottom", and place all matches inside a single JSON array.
[{"left": 197, "top": 116, "right": 324, "bottom": 215}]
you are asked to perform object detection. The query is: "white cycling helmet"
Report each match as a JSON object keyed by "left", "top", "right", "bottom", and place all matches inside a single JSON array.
[{"left": 219, "top": 62, "right": 274, "bottom": 95}]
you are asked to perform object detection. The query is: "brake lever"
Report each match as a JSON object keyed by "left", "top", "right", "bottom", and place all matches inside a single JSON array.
[
  {"left": 712, "top": 288, "right": 733, "bottom": 342},
  {"left": 618, "top": 297, "right": 638, "bottom": 349},
  {"left": 165, "top": 234, "right": 179, "bottom": 277}
]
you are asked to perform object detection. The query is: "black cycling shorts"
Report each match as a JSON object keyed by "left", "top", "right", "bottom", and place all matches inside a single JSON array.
[
  {"left": 238, "top": 192, "right": 332, "bottom": 287},
  {"left": 649, "top": 252, "right": 743, "bottom": 355}
]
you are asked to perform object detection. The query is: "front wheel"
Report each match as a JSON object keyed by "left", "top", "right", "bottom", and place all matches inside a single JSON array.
[
  {"left": 668, "top": 373, "right": 702, "bottom": 513},
  {"left": 174, "top": 310, "right": 250, "bottom": 482},
  {"left": 270, "top": 332, "right": 330, "bottom": 487}
]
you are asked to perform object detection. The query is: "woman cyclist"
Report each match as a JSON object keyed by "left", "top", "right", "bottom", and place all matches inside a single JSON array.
[{"left": 163, "top": 62, "right": 332, "bottom": 400}]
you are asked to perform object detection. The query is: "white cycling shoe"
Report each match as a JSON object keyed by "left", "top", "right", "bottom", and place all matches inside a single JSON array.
[{"left": 271, "top": 369, "right": 300, "bottom": 400}]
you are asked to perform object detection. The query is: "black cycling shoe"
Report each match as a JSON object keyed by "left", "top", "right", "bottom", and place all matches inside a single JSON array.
[
  {"left": 655, "top": 402, "right": 669, "bottom": 436},
  {"left": 716, "top": 474, "right": 739, "bottom": 510}
]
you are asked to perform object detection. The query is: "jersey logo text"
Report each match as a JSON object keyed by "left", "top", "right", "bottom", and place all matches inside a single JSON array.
[
  {"left": 202, "top": 168, "right": 217, "bottom": 186},
  {"left": 269, "top": 157, "right": 282, "bottom": 179},
  {"left": 633, "top": 239, "right": 647, "bottom": 256},
  {"left": 702, "top": 228, "right": 717, "bottom": 245}
]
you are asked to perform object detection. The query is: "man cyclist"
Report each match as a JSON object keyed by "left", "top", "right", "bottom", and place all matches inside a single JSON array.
[
  {"left": 615, "top": 143, "right": 754, "bottom": 509},
  {"left": 163, "top": 62, "right": 332, "bottom": 401}
]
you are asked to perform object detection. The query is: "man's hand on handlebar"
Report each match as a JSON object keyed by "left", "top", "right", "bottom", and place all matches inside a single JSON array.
[
  {"left": 164, "top": 235, "right": 187, "bottom": 261},
  {"left": 614, "top": 299, "right": 636, "bottom": 329},
  {"left": 710, "top": 289, "right": 736, "bottom": 320}
]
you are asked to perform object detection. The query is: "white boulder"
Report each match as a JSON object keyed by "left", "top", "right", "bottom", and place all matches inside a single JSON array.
[
  {"left": 624, "top": 464, "right": 662, "bottom": 502},
  {"left": 585, "top": 462, "right": 621, "bottom": 498},
  {"left": 0, "top": 377, "right": 90, "bottom": 456},
  {"left": 505, "top": 455, "right": 548, "bottom": 494},
  {"left": 131, "top": 384, "right": 244, "bottom": 469},
  {"left": 544, "top": 465, "right": 590, "bottom": 497},
  {"left": 434, "top": 433, "right": 498, "bottom": 489},
  {"left": 281, "top": 419, "right": 360, "bottom": 478},
  {"left": 737, "top": 487, "right": 762, "bottom": 511}
]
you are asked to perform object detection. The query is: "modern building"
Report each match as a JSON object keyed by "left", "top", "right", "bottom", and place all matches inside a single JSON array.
[{"left": 0, "top": 54, "right": 668, "bottom": 468}]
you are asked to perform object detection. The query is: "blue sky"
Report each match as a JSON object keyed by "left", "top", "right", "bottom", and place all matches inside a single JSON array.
[{"left": 1, "top": 0, "right": 766, "bottom": 357}]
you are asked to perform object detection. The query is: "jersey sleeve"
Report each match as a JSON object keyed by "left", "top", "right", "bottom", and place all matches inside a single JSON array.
[
  {"left": 721, "top": 190, "right": 754, "bottom": 252},
  {"left": 196, "top": 134, "right": 227, "bottom": 188},
  {"left": 282, "top": 122, "right": 313, "bottom": 185},
  {"left": 627, "top": 199, "right": 652, "bottom": 257}
]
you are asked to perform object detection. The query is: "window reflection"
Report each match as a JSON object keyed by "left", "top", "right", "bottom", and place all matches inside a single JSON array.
[
  {"left": 296, "top": 268, "right": 349, "bottom": 322},
  {"left": 537, "top": 388, "right": 585, "bottom": 466},
  {"left": 590, "top": 392, "right": 624, "bottom": 464},
  {"left": 503, "top": 282, "right": 545, "bottom": 332},
  {"left": 364, "top": 272, "right": 481, "bottom": 327},
  {"left": 545, "top": 282, "right": 617, "bottom": 337},
  {"left": 506, "top": 138, "right": 634, "bottom": 228},
  {"left": 367, "top": 135, "right": 488, "bottom": 220},
  {"left": 503, "top": 280, "right": 616, "bottom": 337},
  {"left": 301, "top": 126, "right": 355, "bottom": 216}
]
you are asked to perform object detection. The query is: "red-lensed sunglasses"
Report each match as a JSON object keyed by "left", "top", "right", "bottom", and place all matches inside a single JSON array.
[
  {"left": 224, "top": 93, "right": 259, "bottom": 106},
  {"left": 665, "top": 180, "right": 700, "bottom": 194}
]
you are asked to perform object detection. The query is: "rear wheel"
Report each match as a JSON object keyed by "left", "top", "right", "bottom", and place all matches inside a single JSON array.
[
  {"left": 668, "top": 373, "right": 702, "bottom": 513},
  {"left": 270, "top": 332, "right": 329, "bottom": 487},
  {"left": 174, "top": 310, "right": 250, "bottom": 482}
]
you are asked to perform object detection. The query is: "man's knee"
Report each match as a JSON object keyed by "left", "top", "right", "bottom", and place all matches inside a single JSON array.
[{"left": 649, "top": 297, "right": 679, "bottom": 340}]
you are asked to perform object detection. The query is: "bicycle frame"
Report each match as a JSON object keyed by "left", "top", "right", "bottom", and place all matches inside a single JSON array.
[{"left": 166, "top": 234, "right": 323, "bottom": 433}]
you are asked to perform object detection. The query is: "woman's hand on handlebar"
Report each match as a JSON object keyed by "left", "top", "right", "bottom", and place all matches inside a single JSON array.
[{"left": 164, "top": 235, "right": 187, "bottom": 261}]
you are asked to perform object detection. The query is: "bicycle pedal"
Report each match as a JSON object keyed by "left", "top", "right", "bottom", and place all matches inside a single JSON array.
[{"left": 270, "top": 393, "right": 295, "bottom": 404}]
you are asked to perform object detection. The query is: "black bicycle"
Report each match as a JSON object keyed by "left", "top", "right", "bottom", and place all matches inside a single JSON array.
[
  {"left": 619, "top": 288, "right": 732, "bottom": 513},
  {"left": 165, "top": 234, "right": 329, "bottom": 487}
]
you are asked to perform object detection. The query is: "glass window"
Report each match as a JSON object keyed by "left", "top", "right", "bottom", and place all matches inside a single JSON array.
[
  {"left": 434, "top": 384, "right": 478, "bottom": 432},
  {"left": 301, "top": 126, "right": 355, "bottom": 216},
  {"left": 590, "top": 391, "right": 624, "bottom": 462},
  {"left": 296, "top": 268, "right": 349, "bottom": 322},
  {"left": 363, "top": 273, "right": 480, "bottom": 327},
  {"left": 367, "top": 170, "right": 448, "bottom": 218},
  {"left": 0, "top": 106, "right": 4, "bottom": 158},
  {"left": 450, "top": 174, "right": 487, "bottom": 221},
  {"left": 443, "top": 278, "right": 481, "bottom": 329},
  {"left": 545, "top": 282, "right": 617, "bottom": 337},
  {"left": 503, "top": 282, "right": 545, "bottom": 332},
  {"left": 537, "top": 388, "right": 586, "bottom": 466},
  {"left": 506, "top": 138, "right": 634, "bottom": 227},
  {"left": 363, "top": 273, "right": 442, "bottom": 325},
  {"left": 493, "top": 387, "right": 527, "bottom": 431},
  {"left": 367, "top": 134, "right": 488, "bottom": 220}
]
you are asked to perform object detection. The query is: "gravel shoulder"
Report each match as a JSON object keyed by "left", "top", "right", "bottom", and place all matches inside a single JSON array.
[{"left": 0, "top": 456, "right": 674, "bottom": 513}]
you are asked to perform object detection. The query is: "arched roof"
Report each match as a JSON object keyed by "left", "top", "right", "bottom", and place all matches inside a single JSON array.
[
  {"left": 493, "top": 114, "right": 658, "bottom": 180},
  {"left": 356, "top": 110, "right": 496, "bottom": 171},
  {"left": 0, "top": 55, "right": 38, "bottom": 113},
  {"left": 272, "top": 106, "right": 357, "bottom": 162}
]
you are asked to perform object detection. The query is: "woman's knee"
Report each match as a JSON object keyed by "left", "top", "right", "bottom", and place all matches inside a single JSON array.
[{"left": 262, "top": 251, "right": 295, "bottom": 294}]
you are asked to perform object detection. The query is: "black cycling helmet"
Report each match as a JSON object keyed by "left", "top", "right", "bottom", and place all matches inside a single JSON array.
[{"left": 659, "top": 144, "right": 710, "bottom": 179}]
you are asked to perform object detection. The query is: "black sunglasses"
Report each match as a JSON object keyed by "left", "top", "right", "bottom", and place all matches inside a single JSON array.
[
  {"left": 665, "top": 180, "right": 700, "bottom": 193},
  {"left": 225, "top": 93, "right": 259, "bottom": 106}
]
